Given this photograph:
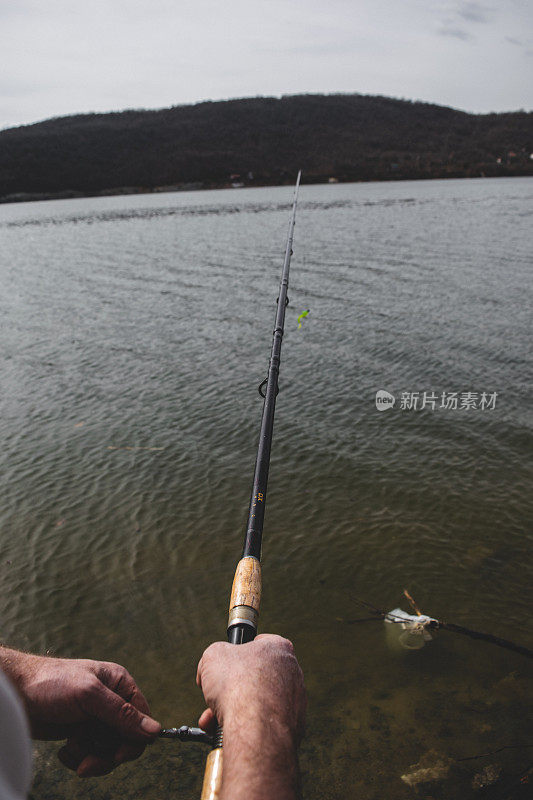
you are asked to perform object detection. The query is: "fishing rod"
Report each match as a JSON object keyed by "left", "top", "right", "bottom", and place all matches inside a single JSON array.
[
  {"left": 198, "top": 171, "right": 302, "bottom": 800},
  {"left": 62, "top": 181, "right": 301, "bottom": 776}
]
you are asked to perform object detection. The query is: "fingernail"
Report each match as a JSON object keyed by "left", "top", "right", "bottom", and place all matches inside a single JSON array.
[{"left": 141, "top": 716, "right": 161, "bottom": 735}]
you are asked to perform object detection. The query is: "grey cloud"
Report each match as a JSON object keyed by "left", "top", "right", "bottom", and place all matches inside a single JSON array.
[
  {"left": 434, "top": 2, "right": 493, "bottom": 42},
  {"left": 0, "top": 77, "right": 48, "bottom": 97},
  {"left": 437, "top": 26, "right": 473, "bottom": 41},
  {"left": 457, "top": 2, "right": 491, "bottom": 24},
  {"left": 0, "top": 0, "right": 531, "bottom": 127},
  {"left": 265, "top": 41, "right": 358, "bottom": 57},
  {"left": 504, "top": 35, "right": 533, "bottom": 55}
]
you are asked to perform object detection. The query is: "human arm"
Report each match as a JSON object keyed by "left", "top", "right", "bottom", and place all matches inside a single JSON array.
[
  {"left": 196, "top": 634, "right": 306, "bottom": 800},
  {"left": 0, "top": 646, "right": 161, "bottom": 777}
]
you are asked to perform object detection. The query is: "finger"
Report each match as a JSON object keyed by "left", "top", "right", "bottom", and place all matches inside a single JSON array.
[
  {"left": 253, "top": 633, "right": 274, "bottom": 642},
  {"left": 198, "top": 708, "right": 215, "bottom": 733},
  {"left": 196, "top": 656, "right": 203, "bottom": 688},
  {"left": 254, "top": 633, "right": 295, "bottom": 651},
  {"left": 77, "top": 753, "right": 115, "bottom": 778},
  {"left": 58, "top": 745, "right": 82, "bottom": 772},
  {"left": 59, "top": 726, "right": 127, "bottom": 776},
  {"left": 58, "top": 736, "right": 91, "bottom": 773},
  {"left": 80, "top": 682, "right": 161, "bottom": 741},
  {"left": 196, "top": 641, "right": 228, "bottom": 687},
  {"left": 114, "top": 740, "right": 145, "bottom": 765},
  {"left": 97, "top": 663, "right": 151, "bottom": 716},
  {"left": 127, "top": 686, "right": 150, "bottom": 716}
]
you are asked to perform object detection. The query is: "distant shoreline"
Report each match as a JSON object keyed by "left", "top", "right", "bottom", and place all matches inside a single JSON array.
[
  {"left": 2, "top": 94, "right": 532, "bottom": 206},
  {"left": 1, "top": 170, "right": 532, "bottom": 206}
]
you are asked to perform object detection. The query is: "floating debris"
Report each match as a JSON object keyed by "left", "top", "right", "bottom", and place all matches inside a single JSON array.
[
  {"left": 348, "top": 592, "right": 533, "bottom": 658},
  {"left": 385, "top": 607, "right": 437, "bottom": 650}
]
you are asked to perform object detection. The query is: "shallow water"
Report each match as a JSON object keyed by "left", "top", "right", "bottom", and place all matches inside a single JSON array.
[{"left": 0, "top": 177, "right": 532, "bottom": 799}]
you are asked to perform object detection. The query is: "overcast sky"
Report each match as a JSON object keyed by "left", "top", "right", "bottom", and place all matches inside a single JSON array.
[{"left": 1, "top": 0, "right": 532, "bottom": 130}]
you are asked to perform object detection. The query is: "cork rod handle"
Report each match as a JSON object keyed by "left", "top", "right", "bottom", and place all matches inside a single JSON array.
[
  {"left": 200, "top": 748, "right": 223, "bottom": 800},
  {"left": 200, "top": 557, "right": 262, "bottom": 799}
]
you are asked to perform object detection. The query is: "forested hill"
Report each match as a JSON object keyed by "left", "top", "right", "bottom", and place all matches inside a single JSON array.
[{"left": 1, "top": 93, "right": 532, "bottom": 202}]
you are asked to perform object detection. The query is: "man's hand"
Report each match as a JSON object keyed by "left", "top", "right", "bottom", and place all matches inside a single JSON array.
[
  {"left": 0, "top": 648, "right": 161, "bottom": 777},
  {"left": 197, "top": 633, "right": 306, "bottom": 739},
  {"left": 197, "top": 634, "right": 306, "bottom": 800}
]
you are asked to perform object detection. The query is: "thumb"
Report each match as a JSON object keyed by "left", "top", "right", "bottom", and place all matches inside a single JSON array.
[
  {"left": 198, "top": 707, "right": 215, "bottom": 733},
  {"left": 82, "top": 681, "right": 161, "bottom": 741}
]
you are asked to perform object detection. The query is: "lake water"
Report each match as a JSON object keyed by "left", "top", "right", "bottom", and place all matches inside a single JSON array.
[{"left": 0, "top": 177, "right": 532, "bottom": 799}]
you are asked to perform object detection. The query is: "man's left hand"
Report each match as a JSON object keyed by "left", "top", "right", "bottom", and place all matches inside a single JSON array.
[{"left": 0, "top": 648, "right": 161, "bottom": 777}]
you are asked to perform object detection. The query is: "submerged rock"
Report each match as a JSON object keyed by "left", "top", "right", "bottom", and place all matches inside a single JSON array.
[{"left": 471, "top": 764, "right": 502, "bottom": 790}]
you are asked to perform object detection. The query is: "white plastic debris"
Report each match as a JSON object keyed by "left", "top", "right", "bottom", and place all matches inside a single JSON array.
[
  {"left": 385, "top": 608, "right": 438, "bottom": 650},
  {"left": 401, "top": 752, "right": 451, "bottom": 787}
]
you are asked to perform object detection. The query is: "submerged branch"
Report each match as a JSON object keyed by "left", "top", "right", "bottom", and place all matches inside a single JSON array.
[
  {"left": 347, "top": 595, "right": 533, "bottom": 659},
  {"left": 456, "top": 744, "right": 533, "bottom": 762},
  {"left": 431, "top": 620, "right": 533, "bottom": 659}
]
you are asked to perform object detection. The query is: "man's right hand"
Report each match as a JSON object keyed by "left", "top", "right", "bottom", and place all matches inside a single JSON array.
[{"left": 197, "top": 634, "right": 306, "bottom": 800}]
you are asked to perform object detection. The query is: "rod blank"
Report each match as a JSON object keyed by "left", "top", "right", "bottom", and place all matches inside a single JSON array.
[{"left": 200, "top": 173, "right": 302, "bottom": 800}]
